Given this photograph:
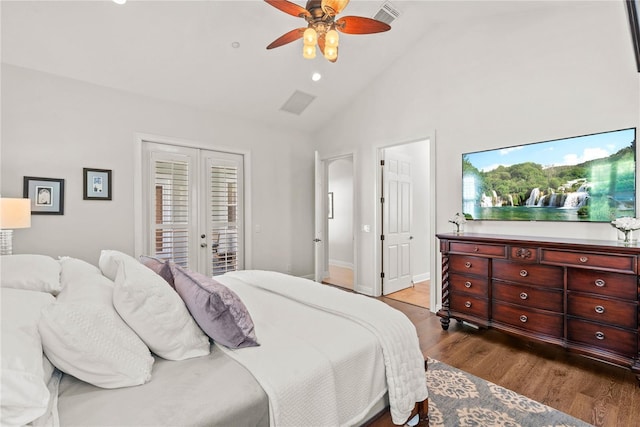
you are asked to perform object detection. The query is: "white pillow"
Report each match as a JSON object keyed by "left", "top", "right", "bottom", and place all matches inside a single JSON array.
[
  {"left": 57, "top": 257, "right": 111, "bottom": 304},
  {"left": 0, "top": 254, "right": 61, "bottom": 295},
  {"left": 59, "top": 255, "right": 102, "bottom": 286},
  {"left": 109, "top": 254, "right": 210, "bottom": 360},
  {"left": 39, "top": 302, "right": 154, "bottom": 389},
  {"left": 38, "top": 257, "right": 154, "bottom": 389},
  {"left": 98, "top": 249, "right": 131, "bottom": 281},
  {"left": 1, "top": 288, "right": 55, "bottom": 426}
]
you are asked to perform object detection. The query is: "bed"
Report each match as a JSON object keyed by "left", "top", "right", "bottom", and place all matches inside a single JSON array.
[{"left": 0, "top": 252, "right": 429, "bottom": 427}]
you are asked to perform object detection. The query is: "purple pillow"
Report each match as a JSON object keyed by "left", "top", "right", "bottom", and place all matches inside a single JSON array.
[
  {"left": 139, "top": 256, "right": 174, "bottom": 288},
  {"left": 169, "top": 264, "right": 259, "bottom": 349}
]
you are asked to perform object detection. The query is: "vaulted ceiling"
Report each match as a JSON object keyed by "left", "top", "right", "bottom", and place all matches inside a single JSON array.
[{"left": 2, "top": 1, "right": 557, "bottom": 133}]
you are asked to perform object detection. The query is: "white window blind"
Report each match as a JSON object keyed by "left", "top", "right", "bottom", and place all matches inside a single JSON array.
[
  {"left": 208, "top": 161, "right": 240, "bottom": 275},
  {"left": 154, "top": 160, "right": 190, "bottom": 268}
]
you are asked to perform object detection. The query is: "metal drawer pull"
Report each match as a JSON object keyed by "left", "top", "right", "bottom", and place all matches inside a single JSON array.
[
  {"left": 473, "top": 246, "right": 479, "bottom": 252},
  {"left": 594, "top": 279, "right": 605, "bottom": 287},
  {"left": 579, "top": 256, "right": 588, "bottom": 263},
  {"left": 465, "top": 262, "right": 472, "bottom": 268},
  {"left": 595, "top": 331, "right": 605, "bottom": 340},
  {"left": 464, "top": 281, "right": 472, "bottom": 288},
  {"left": 519, "top": 292, "right": 528, "bottom": 300},
  {"left": 519, "top": 315, "right": 528, "bottom": 323},
  {"left": 595, "top": 305, "right": 605, "bottom": 314},
  {"left": 519, "top": 270, "right": 528, "bottom": 277},
  {"left": 464, "top": 301, "right": 472, "bottom": 308}
]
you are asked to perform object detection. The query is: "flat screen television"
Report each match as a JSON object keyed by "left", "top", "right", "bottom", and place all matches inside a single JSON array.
[{"left": 462, "top": 127, "right": 637, "bottom": 222}]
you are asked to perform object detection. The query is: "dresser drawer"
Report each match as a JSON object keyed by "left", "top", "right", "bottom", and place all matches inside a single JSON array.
[
  {"left": 450, "top": 294, "right": 489, "bottom": 319},
  {"left": 567, "top": 269, "right": 637, "bottom": 301},
  {"left": 450, "top": 273, "right": 488, "bottom": 297},
  {"left": 541, "top": 249, "right": 636, "bottom": 274},
  {"left": 449, "top": 242, "right": 507, "bottom": 257},
  {"left": 492, "top": 302, "right": 563, "bottom": 337},
  {"left": 449, "top": 255, "right": 489, "bottom": 277},
  {"left": 567, "top": 293, "right": 637, "bottom": 329},
  {"left": 509, "top": 246, "right": 539, "bottom": 263},
  {"left": 493, "top": 282, "right": 562, "bottom": 312},
  {"left": 567, "top": 319, "right": 637, "bottom": 357},
  {"left": 492, "top": 259, "right": 563, "bottom": 288}
]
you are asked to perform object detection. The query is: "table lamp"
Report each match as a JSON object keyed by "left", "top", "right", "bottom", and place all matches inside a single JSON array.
[{"left": 0, "top": 198, "right": 31, "bottom": 255}]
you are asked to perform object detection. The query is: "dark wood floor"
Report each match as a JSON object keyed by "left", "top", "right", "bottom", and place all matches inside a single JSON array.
[{"left": 371, "top": 297, "right": 640, "bottom": 427}]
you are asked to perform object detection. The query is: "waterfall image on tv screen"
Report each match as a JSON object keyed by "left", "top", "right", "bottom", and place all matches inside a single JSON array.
[{"left": 462, "top": 128, "right": 637, "bottom": 222}]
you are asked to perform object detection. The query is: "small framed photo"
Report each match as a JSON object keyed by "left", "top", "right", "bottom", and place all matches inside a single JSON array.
[
  {"left": 23, "top": 176, "right": 65, "bottom": 215},
  {"left": 83, "top": 168, "right": 112, "bottom": 200}
]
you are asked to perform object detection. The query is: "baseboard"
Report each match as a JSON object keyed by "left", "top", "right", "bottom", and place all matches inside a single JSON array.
[
  {"left": 413, "top": 272, "right": 430, "bottom": 283},
  {"left": 328, "top": 259, "right": 354, "bottom": 269}
]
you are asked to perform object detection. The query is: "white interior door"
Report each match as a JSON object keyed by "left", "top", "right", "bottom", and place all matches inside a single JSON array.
[
  {"left": 314, "top": 151, "right": 327, "bottom": 282},
  {"left": 382, "top": 151, "right": 413, "bottom": 295}
]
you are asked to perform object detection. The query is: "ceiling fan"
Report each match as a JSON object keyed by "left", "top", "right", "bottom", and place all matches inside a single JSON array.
[{"left": 264, "top": 0, "right": 391, "bottom": 62}]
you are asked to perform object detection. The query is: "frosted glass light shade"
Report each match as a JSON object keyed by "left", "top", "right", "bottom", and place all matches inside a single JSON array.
[
  {"left": 0, "top": 198, "right": 31, "bottom": 229},
  {"left": 324, "top": 46, "right": 338, "bottom": 61},
  {"left": 303, "top": 28, "right": 318, "bottom": 45},
  {"left": 303, "top": 44, "right": 316, "bottom": 59},
  {"left": 325, "top": 29, "right": 339, "bottom": 47}
]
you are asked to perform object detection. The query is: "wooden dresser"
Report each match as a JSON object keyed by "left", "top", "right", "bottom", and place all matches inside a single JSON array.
[{"left": 436, "top": 233, "right": 640, "bottom": 384}]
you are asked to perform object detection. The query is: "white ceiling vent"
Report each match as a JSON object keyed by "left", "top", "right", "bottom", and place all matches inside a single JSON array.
[
  {"left": 280, "top": 90, "right": 316, "bottom": 115},
  {"left": 373, "top": 1, "right": 401, "bottom": 25}
]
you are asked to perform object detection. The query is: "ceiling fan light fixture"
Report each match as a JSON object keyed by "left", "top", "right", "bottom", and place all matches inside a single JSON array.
[
  {"left": 325, "top": 29, "right": 339, "bottom": 47},
  {"left": 303, "top": 28, "right": 318, "bottom": 45},
  {"left": 324, "top": 46, "right": 338, "bottom": 61},
  {"left": 322, "top": 0, "right": 350, "bottom": 16},
  {"left": 303, "top": 44, "right": 317, "bottom": 59}
]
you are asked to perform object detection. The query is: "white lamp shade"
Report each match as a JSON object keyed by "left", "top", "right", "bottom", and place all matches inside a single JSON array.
[{"left": 0, "top": 198, "right": 31, "bottom": 229}]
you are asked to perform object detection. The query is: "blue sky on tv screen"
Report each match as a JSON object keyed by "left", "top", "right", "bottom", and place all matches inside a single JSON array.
[{"left": 467, "top": 128, "right": 635, "bottom": 172}]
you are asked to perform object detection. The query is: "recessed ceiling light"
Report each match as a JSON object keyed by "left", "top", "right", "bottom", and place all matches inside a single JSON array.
[
  {"left": 113, "top": 0, "right": 126, "bottom": 5},
  {"left": 231, "top": 42, "right": 241, "bottom": 49},
  {"left": 312, "top": 72, "right": 322, "bottom": 82}
]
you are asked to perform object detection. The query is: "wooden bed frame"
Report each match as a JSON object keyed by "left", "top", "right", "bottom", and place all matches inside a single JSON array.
[{"left": 365, "top": 359, "right": 430, "bottom": 426}]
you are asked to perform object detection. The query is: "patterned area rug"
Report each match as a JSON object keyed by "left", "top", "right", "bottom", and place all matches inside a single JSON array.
[{"left": 425, "top": 358, "right": 593, "bottom": 427}]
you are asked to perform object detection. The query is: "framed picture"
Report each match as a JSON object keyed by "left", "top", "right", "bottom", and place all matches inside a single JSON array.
[
  {"left": 328, "top": 192, "right": 334, "bottom": 219},
  {"left": 627, "top": 0, "right": 640, "bottom": 72},
  {"left": 83, "top": 168, "right": 112, "bottom": 200},
  {"left": 23, "top": 176, "right": 65, "bottom": 215}
]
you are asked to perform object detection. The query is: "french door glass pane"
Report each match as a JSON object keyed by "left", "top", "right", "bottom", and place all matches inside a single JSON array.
[{"left": 154, "top": 160, "right": 190, "bottom": 268}]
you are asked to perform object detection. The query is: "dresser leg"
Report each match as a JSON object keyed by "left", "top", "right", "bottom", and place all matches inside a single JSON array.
[{"left": 440, "top": 317, "right": 450, "bottom": 330}]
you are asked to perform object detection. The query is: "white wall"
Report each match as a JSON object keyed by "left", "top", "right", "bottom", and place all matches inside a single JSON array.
[
  {"left": 327, "top": 157, "right": 354, "bottom": 268},
  {"left": 313, "top": 2, "right": 640, "bottom": 297},
  {"left": 1, "top": 65, "right": 315, "bottom": 274}
]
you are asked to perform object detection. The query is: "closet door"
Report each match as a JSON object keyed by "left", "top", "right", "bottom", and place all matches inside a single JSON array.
[{"left": 143, "top": 142, "right": 243, "bottom": 275}]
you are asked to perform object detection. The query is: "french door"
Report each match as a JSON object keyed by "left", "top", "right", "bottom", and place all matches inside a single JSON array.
[{"left": 142, "top": 142, "right": 244, "bottom": 276}]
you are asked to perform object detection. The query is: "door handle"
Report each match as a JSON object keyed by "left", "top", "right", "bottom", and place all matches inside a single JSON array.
[{"left": 313, "top": 238, "right": 322, "bottom": 242}]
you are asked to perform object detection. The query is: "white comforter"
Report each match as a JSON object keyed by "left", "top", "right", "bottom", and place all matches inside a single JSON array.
[{"left": 216, "top": 270, "right": 428, "bottom": 426}]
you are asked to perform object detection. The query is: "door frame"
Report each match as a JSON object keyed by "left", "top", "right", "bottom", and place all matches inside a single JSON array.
[
  {"left": 375, "top": 133, "right": 438, "bottom": 311},
  {"left": 133, "top": 132, "right": 253, "bottom": 269},
  {"left": 314, "top": 151, "right": 358, "bottom": 289}
]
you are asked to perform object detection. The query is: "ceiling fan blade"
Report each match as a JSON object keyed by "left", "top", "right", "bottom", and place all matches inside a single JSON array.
[
  {"left": 335, "top": 16, "right": 391, "bottom": 34},
  {"left": 264, "top": 0, "right": 311, "bottom": 18},
  {"left": 266, "top": 28, "right": 306, "bottom": 49},
  {"left": 321, "top": 0, "right": 350, "bottom": 16}
]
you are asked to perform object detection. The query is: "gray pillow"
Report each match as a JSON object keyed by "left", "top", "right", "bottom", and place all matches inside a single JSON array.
[
  {"left": 139, "top": 255, "right": 174, "bottom": 288},
  {"left": 169, "top": 264, "right": 259, "bottom": 349}
]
